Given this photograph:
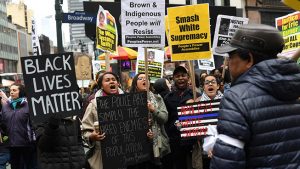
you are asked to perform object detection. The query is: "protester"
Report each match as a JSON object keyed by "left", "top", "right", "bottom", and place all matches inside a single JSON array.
[
  {"left": 37, "top": 115, "right": 85, "bottom": 169},
  {"left": 163, "top": 66, "right": 201, "bottom": 169},
  {"left": 0, "top": 95, "right": 9, "bottom": 169},
  {"left": 210, "top": 24, "right": 300, "bottom": 168},
  {"left": 129, "top": 73, "right": 171, "bottom": 169},
  {"left": 153, "top": 78, "right": 172, "bottom": 99},
  {"left": 195, "top": 74, "right": 224, "bottom": 169},
  {"left": 81, "top": 72, "right": 124, "bottom": 169},
  {"left": 0, "top": 83, "right": 36, "bottom": 169}
]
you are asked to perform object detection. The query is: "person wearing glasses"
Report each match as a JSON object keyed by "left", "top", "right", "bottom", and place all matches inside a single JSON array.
[
  {"left": 210, "top": 24, "right": 300, "bottom": 169},
  {"left": 128, "top": 73, "right": 170, "bottom": 169},
  {"left": 163, "top": 66, "right": 201, "bottom": 169}
]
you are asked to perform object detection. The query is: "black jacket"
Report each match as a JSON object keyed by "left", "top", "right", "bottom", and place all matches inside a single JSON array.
[
  {"left": 37, "top": 118, "right": 85, "bottom": 169},
  {"left": 210, "top": 59, "right": 300, "bottom": 169},
  {"left": 164, "top": 88, "right": 200, "bottom": 144}
]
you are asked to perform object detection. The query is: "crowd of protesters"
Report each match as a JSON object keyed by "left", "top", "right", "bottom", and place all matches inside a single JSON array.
[{"left": 0, "top": 23, "right": 300, "bottom": 169}]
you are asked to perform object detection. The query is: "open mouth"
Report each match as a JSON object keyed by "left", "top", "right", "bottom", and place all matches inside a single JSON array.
[
  {"left": 110, "top": 84, "right": 117, "bottom": 89},
  {"left": 208, "top": 87, "right": 214, "bottom": 92}
]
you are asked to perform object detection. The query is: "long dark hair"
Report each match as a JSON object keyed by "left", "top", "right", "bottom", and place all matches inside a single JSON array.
[
  {"left": 129, "top": 73, "right": 144, "bottom": 93},
  {"left": 10, "top": 83, "right": 26, "bottom": 98}
]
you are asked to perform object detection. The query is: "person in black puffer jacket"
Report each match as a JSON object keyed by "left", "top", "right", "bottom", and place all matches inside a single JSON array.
[
  {"left": 37, "top": 114, "right": 85, "bottom": 169},
  {"left": 210, "top": 24, "right": 300, "bottom": 169}
]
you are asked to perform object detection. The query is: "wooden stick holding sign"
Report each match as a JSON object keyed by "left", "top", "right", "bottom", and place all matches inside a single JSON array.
[
  {"left": 105, "top": 51, "right": 110, "bottom": 72},
  {"left": 188, "top": 60, "right": 197, "bottom": 100},
  {"left": 144, "top": 48, "right": 153, "bottom": 129}
]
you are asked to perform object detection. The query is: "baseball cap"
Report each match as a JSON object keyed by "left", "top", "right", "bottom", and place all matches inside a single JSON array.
[{"left": 173, "top": 66, "right": 188, "bottom": 76}]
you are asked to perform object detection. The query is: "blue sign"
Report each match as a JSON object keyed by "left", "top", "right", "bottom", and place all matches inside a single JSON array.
[{"left": 62, "top": 11, "right": 96, "bottom": 23}]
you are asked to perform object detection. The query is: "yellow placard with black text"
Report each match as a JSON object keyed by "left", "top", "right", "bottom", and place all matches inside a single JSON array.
[
  {"left": 282, "top": 0, "right": 300, "bottom": 11},
  {"left": 167, "top": 4, "right": 211, "bottom": 61}
]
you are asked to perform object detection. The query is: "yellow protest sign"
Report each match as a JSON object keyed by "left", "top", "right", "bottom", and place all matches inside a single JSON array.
[
  {"left": 167, "top": 4, "right": 211, "bottom": 61},
  {"left": 276, "top": 12, "right": 300, "bottom": 57},
  {"left": 282, "top": 0, "right": 300, "bottom": 11}
]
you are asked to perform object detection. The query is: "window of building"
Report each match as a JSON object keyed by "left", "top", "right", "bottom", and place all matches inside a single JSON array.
[{"left": 261, "top": 11, "right": 290, "bottom": 26}]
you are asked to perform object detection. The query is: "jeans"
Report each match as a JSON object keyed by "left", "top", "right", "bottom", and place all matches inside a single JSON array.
[{"left": 0, "top": 152, "right": 10, "bottom": 169}]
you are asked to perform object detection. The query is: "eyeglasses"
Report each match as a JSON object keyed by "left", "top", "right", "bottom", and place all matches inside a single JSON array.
[
  {"left": 137, "top": 77, "right": 146, "bottom": 81},
  {"left": 204, "top": 80, "right": 217, "bottom": 85}
]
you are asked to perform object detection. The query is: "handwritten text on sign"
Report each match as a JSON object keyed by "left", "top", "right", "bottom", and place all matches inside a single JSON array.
[
  {"left": 21, "top": 53, "right": 81, "bottom": 123},
  {"left": 97, "top": 92, "right": 151, "bottom": 169},
  {"left": 177, "top": 99, "right": 220, "bottom": 138}
]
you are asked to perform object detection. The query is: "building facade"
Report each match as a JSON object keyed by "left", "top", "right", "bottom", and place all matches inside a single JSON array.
[
  {"left": 0, "top": 1, "right": 19, "bottom": 73},
  {"left": 6, "top": 1, "right": 33, "bottom": 34},
  {"left": 245, "top": 0, "right": 294, "bottom": 26}
]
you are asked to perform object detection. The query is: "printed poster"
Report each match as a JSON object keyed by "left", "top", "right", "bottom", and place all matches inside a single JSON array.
[
  {"left": 167, "top": 4, "right": 211, "bottom": 61},
  {"left": 213, "top": 15, "right": 249, "bottom": 57},
  {"left": 282, "top": 0, "right": 300, "bottom": 11},
  {"left": 136, "top": 47, "right": 164, "bottom": 83},
  {"left": 92, "top": 60, "right": 106, "bottom": 80},
  {"left": 96, "top": 5, "right": 117, "bottom": 54},
  {"left": 121, "top": 0, "right": 165, "bottom": 47},
  {"left": 276, "top": 12, "right": 300, "bottom": 58}
]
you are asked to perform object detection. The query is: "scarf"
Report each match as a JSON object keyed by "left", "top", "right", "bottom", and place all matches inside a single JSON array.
[
  {"left": 9, "top": 97, "right": 25, "bottom": 110},
  {"left": 200, "top": 91, "right": 223, "bottom": 101}
]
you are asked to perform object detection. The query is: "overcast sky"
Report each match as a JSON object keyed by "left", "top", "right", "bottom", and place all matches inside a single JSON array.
[{"left": 12, "top": 0, "right": 70, "bottom": 45}]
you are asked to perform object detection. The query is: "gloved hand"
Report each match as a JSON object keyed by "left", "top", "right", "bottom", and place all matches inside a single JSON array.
[{"left": 48, "top": 114, "right": 61, "bottom": 129}]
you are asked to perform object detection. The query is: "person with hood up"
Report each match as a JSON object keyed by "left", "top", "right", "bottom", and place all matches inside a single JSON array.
[
  {"left": 153, "top": 78, "right": 172, "bottom": 99},
  {"left": 210, "top": 24, "right": 300, "bottom": 169}
]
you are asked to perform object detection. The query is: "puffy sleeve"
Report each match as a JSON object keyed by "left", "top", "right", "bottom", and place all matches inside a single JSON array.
[{"left": 210, "top": 90, "right": 250, "bottom": 169}]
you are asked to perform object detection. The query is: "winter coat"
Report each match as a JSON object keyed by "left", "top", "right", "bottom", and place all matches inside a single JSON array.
[
  {"left": 164, "top": 88, "right": 200, "bottom": 144},
  {"left": 37, "top": 118, "right": 85, "bottom": 169},
  {"left": 148, "top": 92, "right": 171, "bottom": 158},
  {"left": 0, "top": 99, "right": 35, "bottom": 147},
  {"left": 81, "top": 88, "right": 124, "bottom": 169},
  {"left": 210, "top": 59, "right": 300, "bottom": 169}
]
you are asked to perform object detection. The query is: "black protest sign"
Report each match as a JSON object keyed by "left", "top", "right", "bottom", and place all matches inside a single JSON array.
[
  {"left": 97, "top": 92, "right": 151, "bottom": 169},
  {"left": 21, "top": 53, "right": 81, "bottom": 123}
]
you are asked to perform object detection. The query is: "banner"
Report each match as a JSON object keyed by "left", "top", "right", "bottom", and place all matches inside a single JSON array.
[
  {"left": 136, "top": 48, "right": 164, "bottom": 83},
  {"left": 177, "top": 99, "right": 221, "bottom": 138},
  {"left": 282, "top": 0, "right": 300, "bottom": 11},
  {"left": 96, "top": 5, "right": 117, "bottom": 54},
  {"left": 97, "top": 92, "right": 150, "bottom": 169},
  {"left": 121, "top": 0, "right": 165, "bottom": 47},
  {"left": 21, "top": 53, "right": 82, "bottom": 123},
  {"left": 31, "top": 18, "right": 41, "bottom": 56},
  {"left": 213, "top": 15, "right": 249, "bottom": 57},
  {"left": 276, "top": 12, "right": 300, "bottom": 58},
  {"left": 168, "top": 4, "right": 211, "bottom": 61}
]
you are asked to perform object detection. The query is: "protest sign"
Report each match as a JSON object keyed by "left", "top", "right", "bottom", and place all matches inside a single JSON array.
[
  {"left": 282, "top": 0, "right": 300, "bottom": 11},
  {"left": 31, "top": 18, "right": 41, "bottom": 56},
  {"left": 213, "top": 15, "right": 249, "bottom": 57},
  {"left": 276, "top": 11, "right": 300, "bottom": 58},
  {"left": 198, "top": 57, "right": 215, "bottom": 70},
  {"left": 21, "top": 53, "right": 82, "bottom": 123},
  {"left": 177, "top": 99, "right": 221, "bottom": 138},
  {"left": 96, "top": 5, "right": 117, "bottom": 54},
  {"left": 97, "top": 92, "right": 150, "bottom": 169},
  {"left": 167, "top": 4, "right": 211, "bottom": 61},
  {"left": 121, "top": 0, "right": 165, "bottom": 47},
  {"left": 92, "top": 60, "right": 106, "bottom": 80},
  {"left": 136, "top": 48, "right": 164, "bottom": 83}
]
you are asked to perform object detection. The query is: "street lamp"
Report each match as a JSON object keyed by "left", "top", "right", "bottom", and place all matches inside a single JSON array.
[{"left": 55, "top": 0, "right": 64, "bottom": 53}]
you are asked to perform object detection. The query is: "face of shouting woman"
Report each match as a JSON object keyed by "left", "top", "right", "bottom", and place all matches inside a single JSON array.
[
  {"left": 101, "top": 73, "right": 119, "bottom": 95},
  {"left": 136, "top": 74, "right": 148, "bottom": 92},
  {"left": 203, "top": 75, "right": 219, "bottom": 100}
]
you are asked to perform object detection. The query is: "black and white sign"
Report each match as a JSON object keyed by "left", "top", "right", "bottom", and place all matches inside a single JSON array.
[
  {"left": 121, "top": 0, "right": 165, "bottom": 47},
  {"left": 21, "top": 53, "right": 82, "bottom": 123},
  {"left": 213, "top": 15, "right": 249, "bottom": 57},
  {"left": 97, "top": 92, "right": 151, "bottom": 169}
]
